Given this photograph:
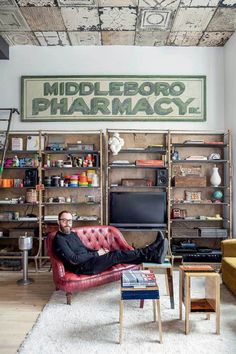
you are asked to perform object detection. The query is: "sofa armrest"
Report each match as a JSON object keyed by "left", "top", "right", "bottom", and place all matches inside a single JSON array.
[{"left": 221, "top": 239, "right": 236, "bottom": 257}]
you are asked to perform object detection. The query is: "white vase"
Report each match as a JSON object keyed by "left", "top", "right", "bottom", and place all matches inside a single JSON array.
[{"left": 210, "top": 165, "right": 221, "bottom": 187}]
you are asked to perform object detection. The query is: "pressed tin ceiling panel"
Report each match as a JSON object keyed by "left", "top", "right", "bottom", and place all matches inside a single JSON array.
[
  {"left": 135, "top": 30, "right": 169, "bottom": 45},
  {"left": 207, "top": 8, "right": 236, "bottom": 31},
  {"left": 0, "top": 31, "right": 38, "bottom": 44},
  {"left": 35, "top": 31, "right": 70, "bottom": 45},
  {"left": 68, "top": 31, "right": 101, "bottom": 45},
  {"left": 57, "top": 0, "right": 98, "bottom": 6},
  {"left": 0, "top": 0, "right": 18, "bottom": 5},
  {"left": 199, "top": 31, "right": 233, "bottom": 45},
  {"left": 219, "top": 0, "right": 236, "bottom": 6},
  {"left": 99, "top": 7, "right": 137, "bottom": 30},
  {"left": 139, "top": 0, "right": 180, "bottom": 8},
  {"left": 0, "top": 0, "right": 235, "bottom": 47},
  {"left": 138, "top": 8, "right": 173, "bottom": 31},
  {"left": 0, "top": 6, "right": 30, "bottom": 31},
  {"left": 61, "top": 7, "right": 100, "bottom": 31},
  {"left": 98, "top": 0, "right": 137, "bottom": 6},
  {"left": 102, "top": 30, "right": 135, "bottom": 44},
  {"left": 17, "top": 0, "right": 56, "bottom": 6},
  {"left": 180, "top": 0, "right": 220, "bottom": 6},
  {"left": 167, "top": 31, "right": 203, "bottom": 45},
  {"left": 172, "top": 7, "right": 216, "bottom": 31},
  {"left": 20, "top": 7, "right": 65, "bottom": 30}
]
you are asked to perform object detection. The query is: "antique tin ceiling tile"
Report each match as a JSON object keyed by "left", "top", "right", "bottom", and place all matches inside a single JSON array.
[
  {"left": 139, "top": 0, "right": 180, "bottom": 9},
  {"left": 180, "top": 0, "right": 219, "bottom": 6},
  {"left": 138, "top": 8, "right": 173, "bottom": 31},
  {"left": 68, "top": 31, "right": 101, "bottom": 45},
  {"left": 0, "top": 31, "right": 39, "bottom": 45},
  {"left": 21, "top": 7, "right": 65, "bottom": 31},
  {"left": 102, "top": 30, "right": 135, "bottom": 45},
  {"left": 16, "top": 0, "right": 56, "bottom": 6},
  {"left": 167, "top": 30, "right": 202, "bottom": 45},
  {"left": 199, "top": 31, "right": 233, "bottom": 45},
  {"left": 207, "top": 8, "right": 236, "bottom": 31},
  {"left": 61, "top": 7, "right": 100, "bottom": 31},
  {"left": 135, "top": 30, "right": 169, "bottom": 45},
  {"left": 99, "top": 7, "right": 137, "bottom": 30},
  {"left": 0, "top": 6, "right": 30, "bottom": 31},
  {"left": 0, "top": 0, "right": 18, "bottom": 6},
  {"left": 99, "top": 0, "right": 137, "bottom": 6},
  {"left": 35, "top": 31, "right": 70, "bottom": 45},
  {"left": 172, "top": 7, "right": 215, "bottom": 31},
  {"left": 219, "top": 0, "right": 236, "bottom": 6},
  {"left": 58, "top": 0, "right": 98, "bottom": 6}
]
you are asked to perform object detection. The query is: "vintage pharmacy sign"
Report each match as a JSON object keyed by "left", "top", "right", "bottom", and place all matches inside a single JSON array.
[{"left": 21, "top": 76, "right": 206, "bottom": 122}]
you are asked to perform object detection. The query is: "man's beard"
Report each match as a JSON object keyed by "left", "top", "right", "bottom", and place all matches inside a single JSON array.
[{"left": 60, "top": 226, "right": 71, "bottom": 234}]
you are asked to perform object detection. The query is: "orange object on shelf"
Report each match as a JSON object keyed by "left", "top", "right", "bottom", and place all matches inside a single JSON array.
[
  {"left": 2, "top": 179, "right": 14, "bottom": 188},
  {"left": 135, "top": 160, "right": 164, "bottom": 167}
]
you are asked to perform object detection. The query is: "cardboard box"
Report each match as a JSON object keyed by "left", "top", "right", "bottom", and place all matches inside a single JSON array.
[{"left": 173, "top": 176, "right": 206, "bottom": 187}]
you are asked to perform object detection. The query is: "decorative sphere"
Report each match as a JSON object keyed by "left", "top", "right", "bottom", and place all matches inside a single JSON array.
[{"left": 212, "top": 190, "right": 223, "bottom": 200}]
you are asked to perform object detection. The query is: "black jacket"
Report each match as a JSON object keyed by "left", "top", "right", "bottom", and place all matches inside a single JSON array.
[{"left": 52, "top": 231, "right": 99, "bottom": 271}]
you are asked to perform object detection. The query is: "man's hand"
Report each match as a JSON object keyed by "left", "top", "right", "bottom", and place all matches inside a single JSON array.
[{"left": 98, "top": 248, "right": 109, "bottom": 256}]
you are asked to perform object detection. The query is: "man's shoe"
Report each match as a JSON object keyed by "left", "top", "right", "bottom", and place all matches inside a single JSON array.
[
  {"left": 147, "top": 239, "right": 168, "bottom": 264},
  {"left": 159, "top": 239, "right": 169, "bottom": 264},
  {"left": 147, "top": 231, "right": 165, "bottom": 251}
]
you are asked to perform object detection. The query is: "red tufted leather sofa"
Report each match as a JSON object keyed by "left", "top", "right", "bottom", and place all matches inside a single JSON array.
[{"left": 47, "top": 226, "right": 140, "bottom": 304}]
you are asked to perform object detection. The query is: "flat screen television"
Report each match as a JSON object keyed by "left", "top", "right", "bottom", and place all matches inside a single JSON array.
[{"left": 109, "top": 192, "right": 167, "bottom": 228}]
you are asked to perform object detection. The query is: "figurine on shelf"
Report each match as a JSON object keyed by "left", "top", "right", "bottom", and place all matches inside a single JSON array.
[
  {"left": 108, "top": 132, "right": 124, "bottom": 155},
  {"left": 13, "top": 155, "right": 19, "bottom": 167}
]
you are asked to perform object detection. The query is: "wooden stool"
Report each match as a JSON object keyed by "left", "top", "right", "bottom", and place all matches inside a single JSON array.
[
  {"left": 140, "top": 261, "right": 174, "bottom": 309},
  {"left": 179, "top": 265, "right": 220, "bottom": 335},
  {"left": 119, "top": 271, "right": 163, "bottom": 344}
]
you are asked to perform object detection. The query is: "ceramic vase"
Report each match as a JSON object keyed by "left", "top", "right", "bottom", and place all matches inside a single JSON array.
[{"left": 210, "top": 165, "right": 221, "bottom": 187}]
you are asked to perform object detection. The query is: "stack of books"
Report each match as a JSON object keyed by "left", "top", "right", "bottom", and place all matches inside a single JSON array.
[{"left": 122, "top": 269, "right": 157, "bottom": 288}]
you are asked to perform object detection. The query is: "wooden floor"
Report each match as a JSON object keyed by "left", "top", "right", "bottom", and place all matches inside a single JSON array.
[{"left": 0, "top": 269, "right": 54, "bottom": 354}]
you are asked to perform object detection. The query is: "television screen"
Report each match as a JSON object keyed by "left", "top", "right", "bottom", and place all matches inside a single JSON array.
[{"left": 109, "top": 192, "right": 167, "bottom": 228}]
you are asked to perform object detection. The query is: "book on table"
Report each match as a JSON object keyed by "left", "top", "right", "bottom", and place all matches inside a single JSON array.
[{"left": 122, "top": 269, "right": 157, "bottom": 288}]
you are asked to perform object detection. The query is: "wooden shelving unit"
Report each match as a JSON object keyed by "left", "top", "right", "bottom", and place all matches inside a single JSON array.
[
  {"left": 105, "top": 129, "right": 170, "bottom": 252},
  {"left": 0, "top": 130, "right": 103, "bottom": 270},
  {"left": 169, "top": 130, "right": 232, "bottom": 265}
]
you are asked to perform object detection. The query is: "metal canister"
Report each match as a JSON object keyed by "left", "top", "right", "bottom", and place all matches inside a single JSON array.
[{"left": 18, "top": 235, "right": 33, "bottom": 251}]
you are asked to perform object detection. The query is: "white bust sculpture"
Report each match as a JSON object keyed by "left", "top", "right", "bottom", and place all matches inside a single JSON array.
[{"left": 108, "top": 132, "right": 124, "bottom": 155}]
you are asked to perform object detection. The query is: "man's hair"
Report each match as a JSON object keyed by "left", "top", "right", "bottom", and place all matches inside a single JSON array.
[{"left": 58, "top": 210, "right": 72, "bottom": 220}]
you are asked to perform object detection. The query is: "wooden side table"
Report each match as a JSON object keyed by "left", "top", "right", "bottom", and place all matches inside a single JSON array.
[
  {"left": 179, "top": 265, "right": 220, "bottom": 335},
  {"left": 119, "top": 272, "right": 163, "bottom": 344},
  {"left": 141, "top": 261, "right": 174, "bottom": 309}
]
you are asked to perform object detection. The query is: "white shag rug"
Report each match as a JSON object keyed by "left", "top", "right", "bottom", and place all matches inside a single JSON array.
[{"left": 18, "top": 271, "right": 236, "bottom": 354}]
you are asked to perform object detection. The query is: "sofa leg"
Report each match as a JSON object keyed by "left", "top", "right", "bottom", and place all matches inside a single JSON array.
[{"left": 66, "top": 292, "right": 72, "bottom": 305}]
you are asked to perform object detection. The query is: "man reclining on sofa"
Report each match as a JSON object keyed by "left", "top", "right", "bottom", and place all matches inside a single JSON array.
[{"left": 53, "top": 210, "right": 168, "bottom": 276}]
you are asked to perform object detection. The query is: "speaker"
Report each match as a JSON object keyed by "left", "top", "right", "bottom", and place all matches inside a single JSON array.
[
  {"left": 156, "top": 169, "right": 168, "bottom": 186},
  {"left": 24, "top": 169, "right": 38, "bottom": 187}
]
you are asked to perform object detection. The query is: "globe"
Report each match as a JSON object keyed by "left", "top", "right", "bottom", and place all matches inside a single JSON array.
[{"left": 212, "top": 190, "right": 223, "bottom": 201}]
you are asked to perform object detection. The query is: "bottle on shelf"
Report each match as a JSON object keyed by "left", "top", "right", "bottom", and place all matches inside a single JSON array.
[{"left": 46, "top": 154, "right": 51, "bottom": 168}]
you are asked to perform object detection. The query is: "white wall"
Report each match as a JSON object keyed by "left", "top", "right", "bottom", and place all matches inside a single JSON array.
[
  {"left": 0, "top": 45, "right": 224, "bottom": 132},
  {"left": 224, "top": 32, "right": 236, "bottom": 234}
]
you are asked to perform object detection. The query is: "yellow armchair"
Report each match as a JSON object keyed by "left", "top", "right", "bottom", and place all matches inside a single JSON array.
[{"left": 221, "top": 239, "right": 236, "bottom": 296}]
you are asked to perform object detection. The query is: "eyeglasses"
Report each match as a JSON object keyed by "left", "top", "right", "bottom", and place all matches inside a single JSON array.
[{"left": 59, "top": 218, "right": 73, "bottom": 223}]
